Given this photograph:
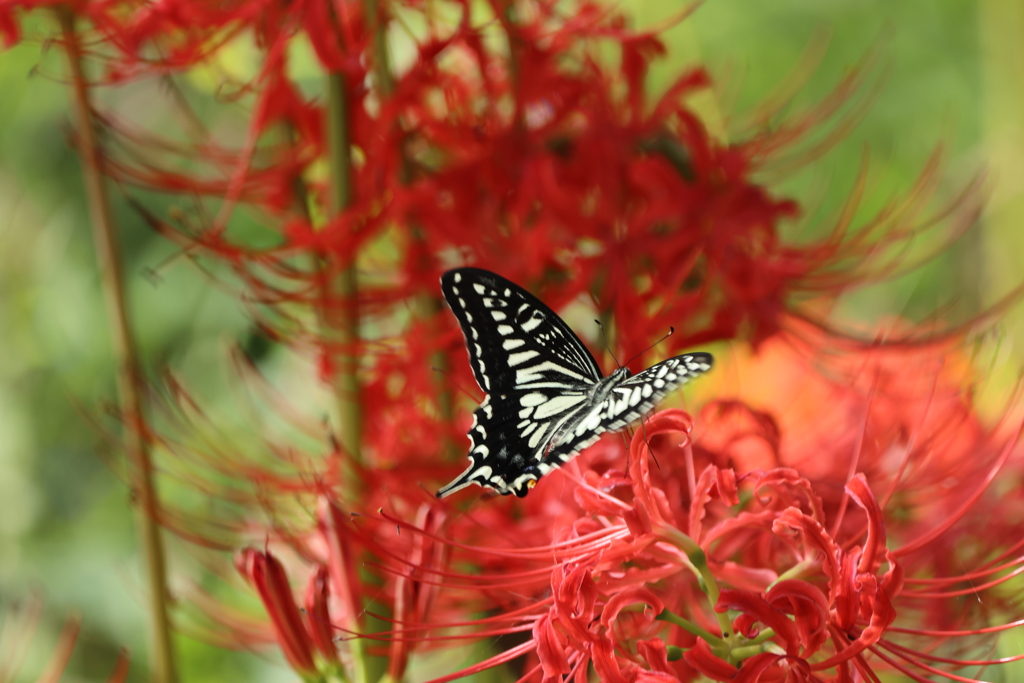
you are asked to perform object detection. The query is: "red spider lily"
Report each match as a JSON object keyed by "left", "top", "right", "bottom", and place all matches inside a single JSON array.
[
  {"left": 48, "top": 0, "right": 944, "bottom": 364},
  {"left": 695, "top": 327, "right": 1024, "bottom": 604},
  {"left": 147, "top": 321, "right": 1024, "bottom": 681},
  {"left": 31, "top": 0, "right": 976, "bottom": 537},
  {"left": 236, "top": 548, "right": 319, "bottom": 675},
  {"left": 328, "top": 409, "right": 1022, "bottom": 683},
  {"left": 67, "top": 14, "right": 980, "bottom": 634},
  {"left": 683, "top": 474, "right": 904, "bottom": 682}
]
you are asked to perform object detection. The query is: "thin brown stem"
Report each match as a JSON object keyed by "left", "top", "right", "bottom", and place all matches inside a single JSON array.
[
  {"left": 326, "top": 72, "right": 363, "bottom": 466},
  {"left": 322, "top": 72, "right": 369, "bottom": 683},
  {"left": 55, "top": 7, "right": 177, "bottom": 683}
]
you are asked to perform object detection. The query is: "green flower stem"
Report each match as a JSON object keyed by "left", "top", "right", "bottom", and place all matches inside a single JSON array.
[
  {"left": 325, "top": 71, "right": 368, "bottom": 683},
  {"left": 746, "top": 627, "right": 777, "bottom": 646},
  {"left": 730, "top": 641, "right": 785, "bottom": 661},
  {"left": 315, "top": 662, "right": 351, "bottom": 683},
  {"left": 656, "top": 609, "right": 722, "bottom": 645},
  {"left": 55, "top": 7, "right": 177, "bottom": 683},
  {"left": 326, "top": 72, "right": 362, "bottom": 467},
  {"left": 657, "top": 525, "right": 734, "bottom": 637},
  {"left": 770, "top": 558, "right": 817, "bottom": 588},
  {"left": 329, "top": 5, "right": 394, "bottom": 681}
]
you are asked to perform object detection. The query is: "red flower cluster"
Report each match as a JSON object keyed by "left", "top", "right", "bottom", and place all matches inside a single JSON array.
[
  {"left": 698, "top": 329, "right": 1024, "bottom": 596},
  {"left": 220, "top": 401, "right": 1019, "bottom": 683}
]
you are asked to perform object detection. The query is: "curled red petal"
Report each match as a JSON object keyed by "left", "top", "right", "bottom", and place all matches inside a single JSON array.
[
  {"left": 533, "top": 614, "right": 571, "bottom": 678},
  {"left": 629, "top": 410, "right": 694, "bottom": 521},
  {"left": 717, "top": 589, "right": 799, "bottom": 655},
  {"left": 690, "top": 465, "right": 739, "bottom": 541},
  {"left": 832, "top": 554, "right": 860, "bottom": 631},
  {"left": 600, "top": 586, "right": 665, "bottom": 630},
  {"left": 590, "top": 638, "right": 629, "bottom": 683},
  {"left": 764, "top": 580, "right": 829, "bottom": 656},
  {"left": 880, "top": 548, "right": 904, "bottom": 601},
  {"left": 811, "top": 579, "right": 896, "bottom": 671},
  {"left": 844, "top": 474, "right": 886, "bottom": 574},
  {"left": 772, "top": 508, "right": 841, "bottom": 592},
  {"left": 732, "top": 653, "right": 810, "bottom": 683},
  {"left": 752, "top": 469, "right": 825, "bottom": 523},
  {"left": 552, "top": 564, "right": 599, "bottom": 643},
  {"left": 683, "top": 638, "right": 737, "bottom": 681},
  {"left": 637, "top": 638, "right": 673, "bottom": 674},
  {"left": 304, "top": 566, "right": 338, "bottom": 663}
]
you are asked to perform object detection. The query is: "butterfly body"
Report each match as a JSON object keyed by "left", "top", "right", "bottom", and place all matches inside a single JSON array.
[{"left": 437, "top": 268, "right": 712, "bottom": 498}]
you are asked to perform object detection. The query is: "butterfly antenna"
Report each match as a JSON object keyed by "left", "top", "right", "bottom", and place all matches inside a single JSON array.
[
  {"left": 622, "top": 327, "right": 675, "bottom": 368},
  {"left": 594, "top": 319, "right": 621, "bottom": 368},
  {"left": 620, "top": 422, "right": 659, "bottom": 469},
  {"left": 621, "top": 429, "right": 633, "bottom": 470}
]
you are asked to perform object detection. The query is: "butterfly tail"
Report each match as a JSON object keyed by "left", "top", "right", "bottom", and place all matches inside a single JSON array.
[{"left": 435, "top": 462, "right": 480, "bottom": 498}]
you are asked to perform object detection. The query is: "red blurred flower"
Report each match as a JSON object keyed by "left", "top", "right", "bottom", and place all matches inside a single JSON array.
[
  {"left": 696, "top": 328, "right": 1024, "bottom": 598},
  {"left": 236, "top": 548, "right": 318, "bottom": 675},
  {"left": 340, "top": 409, "right": 1021, "bottom": 683}
]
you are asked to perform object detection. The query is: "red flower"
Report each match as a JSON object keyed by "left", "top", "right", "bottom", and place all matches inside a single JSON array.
[
  {"left": 304, "top": 566, "right": 339, "bottom": 666},
  {"left": 696, "top": 329, "right": 1024, "bottom": 600},
  {"left": 236, "top": 548, "right": 317, "bottom": 675},
  {"left": 683, "top": 474, "right": 901, "bottom": 681},
  {"left": 337, "top": 407, "right": 1021, "bottom": 683}
]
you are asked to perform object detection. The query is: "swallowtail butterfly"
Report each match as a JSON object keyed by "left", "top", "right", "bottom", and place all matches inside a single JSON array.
[{"left": 437, "top": 268, "right": 713, "bottom": 498}]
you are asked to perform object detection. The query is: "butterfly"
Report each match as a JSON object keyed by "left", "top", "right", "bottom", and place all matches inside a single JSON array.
[{"left": 436, "top": 267, "right": 713, "bottom": 498}]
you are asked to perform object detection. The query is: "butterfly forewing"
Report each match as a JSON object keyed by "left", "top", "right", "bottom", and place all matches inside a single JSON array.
[
  {"left": 437, "top": 268, "right": 713, "bottom": 498},
  {"left": 440, "top": 268, "right": 602, "bottom": 393}
]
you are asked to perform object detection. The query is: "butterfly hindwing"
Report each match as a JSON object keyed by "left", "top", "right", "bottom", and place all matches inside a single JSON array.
[
  {"left": 534, "top": 353, "right": 715, "bottom": 473},
  {"left": 436, "top": 385, "right": 590, "bottom": 498},
  {"left": 615, "top": 353, "right": 715, "bottom": 421},
  {"left": 437, "top": 268, "right": 714, "bottom": 498}
]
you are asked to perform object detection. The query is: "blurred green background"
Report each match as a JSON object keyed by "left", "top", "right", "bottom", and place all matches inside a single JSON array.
[{"left": 0, "top": 0, "right": 1021, "bottom": 681}]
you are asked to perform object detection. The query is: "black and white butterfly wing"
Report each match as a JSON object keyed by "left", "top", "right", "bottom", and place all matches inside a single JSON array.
[
  {"left": 440, "top": 268, "right": 602, "bottom": 393},
  {"left": 437, "top": 268, "right": 714, "bottom": 499},
  {"left": 532, "top": 353, "right": 715, "bottom": 475},
  {"left": 615, "top": 353, "right": 714, "bottom": 423},
  {"left": 437, "top": 268, "right": 604, "bottom": 497}
]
